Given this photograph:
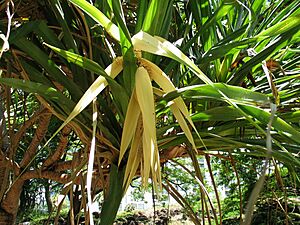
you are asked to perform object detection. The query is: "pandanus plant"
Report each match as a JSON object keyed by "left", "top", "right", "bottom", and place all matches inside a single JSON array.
[{"left": 0, "top": 0, "right": 299, "bottom": 224}]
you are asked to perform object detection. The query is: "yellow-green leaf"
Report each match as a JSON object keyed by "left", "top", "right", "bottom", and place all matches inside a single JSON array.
[
  {"left": 119, "top": 91, "right": 141, "bottom": 164},
  {"left": 50, "top": 57, "right": 123, "bottom": 142},
  {"left": 135, "top": 66, "right": 160, "bottom": 187},
  {"left": 141, "top": 58, "right": 200, "bottom": 151},
  {"left": 132, "top": 31, "right": 212, "bottom": 85},
  {"left": 123, "top": 118, "right": 143, "bottom": 191}
]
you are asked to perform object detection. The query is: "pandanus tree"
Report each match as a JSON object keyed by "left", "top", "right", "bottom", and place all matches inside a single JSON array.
[{"left": 0, "top": 0, "right": 300, "bottom": 224}]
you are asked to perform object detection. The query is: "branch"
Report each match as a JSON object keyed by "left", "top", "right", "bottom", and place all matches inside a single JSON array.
[
  {"left": 160, "top": 144, "right": 231, "bottom": 163},
  {"left": 11, "top": 108, "right": 47, "bottom": 153},
  {"left": 49, "top": 157, "right": 83, "bottom": 172},
  {"left": 1, "top": 179, "right": 24, "bottom": 215},
  {"left": 0, "top": 150, "right": 20, "bottom": 174},
  {"left": 19, "top": 110, "right": 52, "bottom": 168},
  {"left": 43, "top": 126, "right": 71, "bottom": 168}
]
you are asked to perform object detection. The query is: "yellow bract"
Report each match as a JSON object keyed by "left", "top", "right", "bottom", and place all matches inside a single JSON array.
[
  {"left": 120, "top": 59, "right": 201, "bottom": 192},
  {"left": 120, "top": 66, "right": 161, "bottom": 190},
  {"left": 132, "top": 31, "right": 212, "bottom": 85},
  {"left": 119, "top": 91, "right": 141, "bottom": 164},
  {"left": 135, "top": 67, "right": 160, "bottom": 187},
  {"left": 140, "top": 58, "right": 199, "bottom": 151},
  {"left": 48, "top": 31, "right": 201, "bottom": 193}
]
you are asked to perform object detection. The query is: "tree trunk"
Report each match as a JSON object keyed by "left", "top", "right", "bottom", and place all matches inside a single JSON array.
[
  {"left": 67, "top": 185, "right": 81, "bottom": 225},
  {"left": 0, "top": 168, "right": 9, "bottom": 211},
  {"left": 1, "top": 179, "right": 25, "bottom": 224},
  {"left": 0, "top": 87, "right": 9, "bottom": 201},
  {"left": 44, "top": 181, "right": 53, "bottom": 213},
  {"left": 0, "top": 89, "right": 14, "bottom": 225},
  {"left": 0, "top": 208, "right": 13, "bottom": 225}
]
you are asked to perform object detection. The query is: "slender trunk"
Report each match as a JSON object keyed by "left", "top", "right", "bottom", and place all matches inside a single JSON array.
[
  {"left": 1, "top": 179, "right": 25, "bottom": 224},
  {"left": 67, "top": 186, "right": 81, "bottom": 225},
  {"left": 44, "top": 181, "right": 53, "bottom": 213},
  {"left": 0, "top": 168, "right": 9, "bottom": 209},
  {"left": 0, "top": 86, "right": 9, "bottom": 201},
  {"left": 0, "top": 88, "right": 14, "bottom": 225}
]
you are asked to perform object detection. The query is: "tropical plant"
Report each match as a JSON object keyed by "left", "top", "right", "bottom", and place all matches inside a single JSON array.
[{"left": 0, "top": 0, "right": 299, "bottom": 225}]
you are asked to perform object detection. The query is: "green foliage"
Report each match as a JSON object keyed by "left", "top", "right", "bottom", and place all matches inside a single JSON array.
[
  {"left": 18, "top": 206, "right": 69, "bottom": 225},
  {"left": 116, "top": 210, "right": 134, "bottom": 220},
  {"left": 163, "top": 159, "right": 203, "bottom": 212},
  {"left": 213, "top": 154, "right": 300, "bottom": 223},
  {"left": 123, "top": 203, "right": 136, "bottom": 213}
]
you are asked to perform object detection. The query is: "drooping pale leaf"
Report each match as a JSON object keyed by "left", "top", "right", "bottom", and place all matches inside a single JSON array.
[
  {"left": 132, "top": 31, "right": 212, "bottom": 85},
  {"left": 64, "top": 56, "right": 122, "bottom": 122},
  {"left": 44, "top": 57, "right": 123, "bottom": 143},
  {"left": 45, "top": 43, "right": 130, "bottom": 118},
  {"left": 135, "top": 67, "right": 155, "bottom": 166},
  {"left": 123, "top": 118, "right": 143, "bottom": 192},
  {"left": 169, "top": 104, "right": 197, "bottom": 151},
  {"left": 135, "top": 66, "right": 160, "bottom": 188},
  {"left": 119, "top": 91, "right": 141, "bottom": 164},
  {"left": 135, "top": 67, "right": 156, "bottom": 137},
  {"left": 133, "top": 32, "right": 272, "bottom": 153},
  {"left": 140, "top": 58, "right": 175, "bottom": 92},
  {"left": 0, "top": 76, "right": 118, "bottom": 146},
  {"left": 141, "top": 130, "right": 152, "bottom": 186},
  {"left": 140, "top": 58, "right": 200, "bottom": 150},
  {"left": 134, "top": 34, "right": 260, "bottom": 148}
]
